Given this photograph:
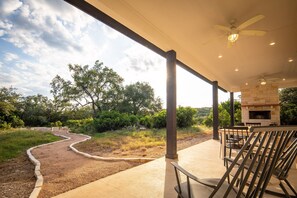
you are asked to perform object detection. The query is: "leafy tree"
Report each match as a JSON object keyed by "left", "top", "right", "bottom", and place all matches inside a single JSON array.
[
  {"left": 203, "top": 100, "right": 242, "bottom": 127},
  {"left": 20, "top": 95, "right": 53, "bottom": 126},
  {"left": 177, "top": 106, "right": 197, "bottom": 128},
  {"left": 51, "top": 60, "right": 124, "bottom": 117},
  {"left": 0, "top": 87, "right": 21, "bottom": 105},
  {"left": 120, "top": 82, "right": 162, "bottom": 115},
  {"left": 0, "top": 87, "right": 24, "bottom": 128},
  {"left": 280, "top": 87, "right": 297, "bottom": 125}
]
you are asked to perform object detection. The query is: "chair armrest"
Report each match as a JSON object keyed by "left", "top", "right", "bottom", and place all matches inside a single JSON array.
[{"left": 171, "top": 162, "right": 217, "bottom": 188}]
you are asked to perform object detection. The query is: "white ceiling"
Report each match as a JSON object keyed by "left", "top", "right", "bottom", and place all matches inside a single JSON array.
[{"left": 86, "top": 0, "right": 297, "bottom": 92}]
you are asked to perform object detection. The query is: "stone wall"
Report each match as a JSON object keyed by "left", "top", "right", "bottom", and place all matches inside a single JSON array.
[{"left": 241, "top": 84, "right": 280, "bottom": 126}]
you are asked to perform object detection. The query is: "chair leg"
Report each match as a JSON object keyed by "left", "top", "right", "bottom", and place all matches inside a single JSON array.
[
  {"left": 279, "top": 181, "right": 291, "bottom": 198},
  {"left": 284, "top": 179, "right": 297, "bottom": 196}
]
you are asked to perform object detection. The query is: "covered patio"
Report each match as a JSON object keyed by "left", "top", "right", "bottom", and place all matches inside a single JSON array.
[
  {"left": 59, "top": 0, "right": 297, "bottom": 197},
  {"left": 64, "top": 0, "right": 297, "bottom": 159},
  {"left": 54, "top": 139, "right": 297, "bottom": 197}
]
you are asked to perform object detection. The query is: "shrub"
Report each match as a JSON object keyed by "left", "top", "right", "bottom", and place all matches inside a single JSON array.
[
  {"left": 129, "top": 115, "right": 139, "bottom": 126},
  {"left": 139, "top": 115, "right": 153, "bottom": 128},
  {"left": 65, "top": 118, "right": 93, "bottom": 133},
  {"left": 177, "top": 107, "right": 197, "bottom": 128},
  {"left": 50, "top": 121, "right": 63, "bottom": 128},
  {"left": 11, "top": 116, "right": 25, "bottom": 128},
  {"left": 153, "top": 110, "right": 166, "bottom": 128},
  {"left": 0, "top": 121, "right": 11, "bottom": 129},
  {"left": 94, "top": 111, "right": 138, "bottom": 132}
]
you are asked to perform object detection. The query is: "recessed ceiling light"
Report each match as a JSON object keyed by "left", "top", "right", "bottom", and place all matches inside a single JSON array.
[
  {"left": 282, "top": 78, "right": 286, "bottom": 81},
  {"left": 245, "top": 82, "right": 248, "bottom": 86},
  {"left": 269, "top": 42, "right": 275, "bottom": 46},
  {"left": 288, "top": 58, "right": 293, "bottom": 62},
  {"left": 218, "top": 55, "right": 223, "bottom": 59},
  {"left": 234, "top": 68, "right": 239, "bottom": 72}
]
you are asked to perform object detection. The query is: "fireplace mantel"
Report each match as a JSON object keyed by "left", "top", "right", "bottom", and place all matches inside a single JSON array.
[{"left": 241, "top": 103, "right": 280, "bottom": 108}]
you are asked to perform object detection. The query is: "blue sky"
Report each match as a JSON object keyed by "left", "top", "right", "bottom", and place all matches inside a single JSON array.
[{"left": 0, "top": 0, "right": 235, "bottom": 107}]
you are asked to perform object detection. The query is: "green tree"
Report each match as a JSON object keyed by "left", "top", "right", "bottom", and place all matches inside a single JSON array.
[
  {"left": 0, "top": 87, "right": 21, "bottom": 105},
  {"left": 120, "top": 82, "right": 162, "bottom": 115},
  {"left": 280, "top": 87, "right": 297, "bottom": 125},
  {"left": 203, "top": 100, "right": 242, "bottom": 127},
  {"left": 20, "top": 95, "right": 53, "bottom": 126},
  {"left": 0, "top": 87, "right": 24, "bottom": 128},
  {"left": 177, "top": 106, "right": 197, "bottom": 128},
  {"left": 50, "top": 60, "right": 124, "bottom": 117}
]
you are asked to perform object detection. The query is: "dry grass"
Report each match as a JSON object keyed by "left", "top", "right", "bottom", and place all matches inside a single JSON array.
[{"left": 76, "top": 125, "right": 212, "bottom": 153}]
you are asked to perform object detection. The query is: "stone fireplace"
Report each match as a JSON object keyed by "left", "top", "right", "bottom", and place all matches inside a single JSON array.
[{"left": 241, "top": 84, "right": 280, "bottom": 126}]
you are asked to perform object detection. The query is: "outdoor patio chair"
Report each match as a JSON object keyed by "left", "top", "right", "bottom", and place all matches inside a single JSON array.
[
  {"left": 224, "top": 126, "right": 297, "bottom": 197},
  {"left": 263, "top": 132, "right": 297, "bottom": 197},
  {"left": 220, "top": 127, "right": 249, "bottom": 159},
  {"left": 172, "top": 128, "right": 292, "bottom": 198}
]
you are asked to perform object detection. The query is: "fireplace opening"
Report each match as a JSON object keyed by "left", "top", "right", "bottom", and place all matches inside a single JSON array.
[{"left": 249, "top": 111, "right": 271, "bottom": 119}]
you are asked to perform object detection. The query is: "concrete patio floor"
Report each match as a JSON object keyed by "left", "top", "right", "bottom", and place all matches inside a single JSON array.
[{"left": 54, "top": 139, "right": 297, "bottom": 198}]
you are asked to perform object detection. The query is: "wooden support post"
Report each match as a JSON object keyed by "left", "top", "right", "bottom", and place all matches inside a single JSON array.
[
  {"left": 230, "top": 92, "right": 235, "bottom": 126},
  {"left": 213, "top": 81, "right": 219, "bottom": 140},
  {"left": 166, "top": 50, "right": 177, "bottom": 159}
]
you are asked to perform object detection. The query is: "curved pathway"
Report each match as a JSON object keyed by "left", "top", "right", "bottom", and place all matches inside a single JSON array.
[{"left": 31, "top": 130, "right": 142, "bottom": 198}]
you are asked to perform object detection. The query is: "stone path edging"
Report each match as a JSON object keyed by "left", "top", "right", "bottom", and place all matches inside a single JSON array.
[
  {"left": 69, "top": 133, "right": 156, "bottom": 163},
  {"left": 27, "top": 133, "right": 70, "bottom": 198}
]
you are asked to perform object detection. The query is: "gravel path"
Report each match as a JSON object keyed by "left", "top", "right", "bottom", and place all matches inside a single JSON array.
[{"left": 31, "top": 130, "right": 142, "bottom": 198}]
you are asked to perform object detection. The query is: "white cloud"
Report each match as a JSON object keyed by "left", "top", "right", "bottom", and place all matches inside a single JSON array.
[
  {"left": 102, "top": 25, "right": 122, "bottom": 39},
  {"left": 4, "top": 52, "right": 19, "bottom": 61},
  {"left": 1, "top": 0, "right": 95, "bottom": 59},
  {"left": 0, "top": 0, "right": 22, "bottom": 16},
  {"left": 119, "top": 43, "right": 165, "bottom": 73},
  {"left": 0, "top": 30, "right": 4, "bottom": 37}
]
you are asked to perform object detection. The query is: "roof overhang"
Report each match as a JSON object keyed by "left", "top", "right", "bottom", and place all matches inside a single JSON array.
[{"left": 65, "top": 0, "right": 297, "bottom": 92}]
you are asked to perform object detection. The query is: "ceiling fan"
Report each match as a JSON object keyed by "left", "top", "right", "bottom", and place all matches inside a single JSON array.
[
  {"left": 249, "top": 73, "right": 283, "bottom": 86},
  {"left": 214, "top": 15, "right": 267, "bottom": 47}
]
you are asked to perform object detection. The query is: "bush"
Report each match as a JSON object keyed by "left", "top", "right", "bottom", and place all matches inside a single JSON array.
[
  {"left": 153, "top": 110, "right": 166, "bottom": 128},
  {"left": 129, "top": 115, "right": 139, "bottom": 126},
  {"left": 65, "top": 118, "right": 93, "bottom": 133},
  {"left": 139, "top": 115, "right": 153, "bottom": 128},
  {"left": 11, "top": 116, "right": 25, "bottom": 128},
  {"left": 177, "top": 107, "right": 197, "bottom": 128},
  {"left": 50, "top": 121, "right": 63, "bottom": 128},
  {"left": 0, "top": 121, "right": 11, "bottom": 129},
  {"left": 94, "top": 111, "right": 138, "bottom": 132}
]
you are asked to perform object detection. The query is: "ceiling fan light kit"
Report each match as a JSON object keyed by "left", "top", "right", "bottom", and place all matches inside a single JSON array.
[
  {"left": 214, "top": 15, "right": 266, "bottom": 45},
  {"left": 228, "top": 33, "right": 239, "bottom": 42},
  {"left": 260, "top": 79, "right": 267, "bottom": 85}
]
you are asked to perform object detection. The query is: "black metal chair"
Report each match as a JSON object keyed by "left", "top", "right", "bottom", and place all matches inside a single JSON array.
[
  {"left": 221, "top": 127, "right": 249, "bottom": 159},
  {"left": 172, "top": 127, "right": 294, "bottom": 198},
  {"left": 224, "top": 126, "right": 297, "bottom": 197},
  {"left": 268, "top": 135, "right": 297, "bottom": 197}
]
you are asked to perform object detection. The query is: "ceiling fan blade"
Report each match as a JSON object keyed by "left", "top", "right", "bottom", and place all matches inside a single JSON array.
[
  {"left": 237, "top": 15, "right": 265, "bottom": 30},
  {"left": 240, "top": 30, "right": 266, "bottom": 36},
  {"left": 214, "top": 25, "right": 231, "bottom": 33}
]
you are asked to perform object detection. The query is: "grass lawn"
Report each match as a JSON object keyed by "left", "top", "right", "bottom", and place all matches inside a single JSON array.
[
  {"left": 77, "top": 125, "right": 212, "bottom": 152},
  {"left": 0, "top": 129, "right": 60, "bottom": 162}
]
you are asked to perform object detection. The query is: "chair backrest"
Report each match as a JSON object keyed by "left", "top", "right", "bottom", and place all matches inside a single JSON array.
[
  {"left": 223, "top": 126, "right": 249, "bottom": 141},
  {"left": 211, "top": 126, "right": 296, "bottom": 198},
  {"left": 274, "top": 136, "right": 297, "bottom": 180}
]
